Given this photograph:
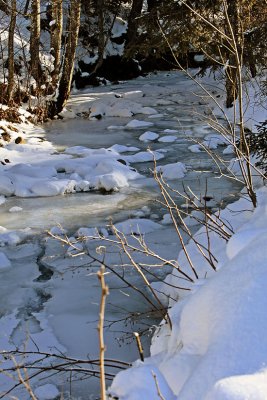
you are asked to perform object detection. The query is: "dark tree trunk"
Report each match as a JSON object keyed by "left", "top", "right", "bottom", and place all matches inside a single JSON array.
[
  {"left": 125, "top": 0, "right": 143, "bottom": 49},
  {"left": 0, "top": 0, "right": 8, "bottom": 13},
  {"left": 6, "top": 0, "right": 16, "bottom": 104},
  {"left": 30, "top": 0, "right": 42, "bottom": 83},
  {"left": 24, "top": 0, "right": 30, "bottom": 14},
  {"left": 48, "top": 0, "right": 81, "bottom": 117},
  {"left": 50, "top": 0, "right": 63, "bottom": 88},
  {"left": 96, "top": 0, "right": 105, "bottom": 69},
  {"left": 225, "top": 0, "right": 240, "bottom": 108}
]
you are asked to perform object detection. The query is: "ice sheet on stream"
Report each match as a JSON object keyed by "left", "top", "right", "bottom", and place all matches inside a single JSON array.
[{"left": 0, "top": 242, "right": 66, "bottom": 398}]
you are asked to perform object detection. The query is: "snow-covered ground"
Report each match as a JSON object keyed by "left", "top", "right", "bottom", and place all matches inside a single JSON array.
[
  {"left": 109, "top": 186, "right": 267, "bottom": 400},
  {"left": 0, "top": 70, "right": 266, "bottom": 399}
]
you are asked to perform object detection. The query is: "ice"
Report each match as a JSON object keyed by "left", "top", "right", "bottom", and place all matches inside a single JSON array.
[
  {"left": 164, "top": 129, "right": 179, "bottom": 134},
  {"left": 0, "top": 228, "right": 31, "bottom": 246},
  {"left": 148, "top": 113, "right": 164, "bottom": 118},
  {"left": 223, "top": 144, "right": 235, "bottom": 155},
  {"left": 107, "top": 124, "right": 125, "bottom": 130},
  {"left": 161, "top": 213, "right": 172, "bottom": 225},
  {"left": 75, "top": 226, "right": 108, "bottom": 238},
  {"left": 0, "top": 69, "right": 264, "bottom": 399},
  {"left": 141, "top": 107, "right": 158, "bottom": 115},
  {"left": 155, "top": 99, "right": 175, "bottom": 106},
  {"left": 126, "top": 119, "right": 154, "bottom": 129},
  {"left": 0, "top": 311, "right": 20, "bottom": 351},
  {"left": 158, "top": 135, "right": 177, "bottom": 143},
  {"left": 123, "top": 90, "right": 144, "bottom": 99},
  {"left": 188, "top": 144, "right": 202, "bottom": 153},
  {"left": 114, "top": 218, "right": 162, "bottom": 235},
  {"left": 0, "top": 175, "right": 15, "bottom": 196},
  {"left": 50, "top": 226, "right": 67, "bottom": 236},
  {"left": 66, "top": 241, "right": 84, "bottom": 256},
  {"left": 0, "top": 252, "right": 11, "bottom": 268},
  {"left": 139, "top": 131, "right": 159, "bottom": 142}
]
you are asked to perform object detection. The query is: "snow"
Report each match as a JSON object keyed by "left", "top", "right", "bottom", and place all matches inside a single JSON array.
[
  {"left": 110, "top": 362, "right": 175, "bottom": 400},
  {"left": 109, "top": 144, "right": 140, "bottom": 153},
  {"left": 0, "top": 65, "right": 266, "bottom": 399},
  {"left": 156, "top": 162, "right": 187, "bottom": 180},
  {"left": 34, "top": 384, "right": 60, "bottom": 400},
  {"left": 89, "top": 98, "right": 157, "bottom": 118},
  {"left": 9, "top": 206, "right": 23, "bottom": 212},
  {"left": 0, "top": 140, "right": 144, "bottom": 197},
  {"left": 202, "top": 133, "right": 229, "bottom": 149},
  {"left": 0, "top": 195, "right": 6, "bottom": 205},
  {"left": 110, "top": 187, "right": 267, "bottom": 400},
  {"left": 124, "top": 150, "right": 165, "bottom": 163}
]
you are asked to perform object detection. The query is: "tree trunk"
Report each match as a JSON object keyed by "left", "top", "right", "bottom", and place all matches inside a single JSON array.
[
  {"left": 146, "top": 0, "right": 163, "bottom": 45},
  {"left": 225, "top": 0, "right": 240, "bottom": 108},
  {"left": 30, "top": 0, "right": 41, "bottom": 83},
  {"left": 50, "top": 0, "right": 63, "bottom": 87},
  {"left": 93, "top": 0, "right": 105, "bottom": 71},
  {"left": 0, "top": 0, "right": 8, "bottom": 13},
  {"left": 24, "top": 0, "right": 30, "bottom": 14},
  {"left": 6, "top": 0, "right": 16, "bottom": 104},
  {"left": 125, "top": 0, "right": 143, "bottom": 49},
  {"left": 48, "top": 0, "right": 81, "bottom": 117}
]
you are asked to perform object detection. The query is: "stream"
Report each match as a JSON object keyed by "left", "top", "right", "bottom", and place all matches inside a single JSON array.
[{"left": 0, "top": 71, "right": 242, "bottom": 399}]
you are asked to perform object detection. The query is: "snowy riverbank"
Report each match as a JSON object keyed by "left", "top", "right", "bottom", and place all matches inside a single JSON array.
[{"left": 110, "top": 184, "right": 267, "bottom": 400}]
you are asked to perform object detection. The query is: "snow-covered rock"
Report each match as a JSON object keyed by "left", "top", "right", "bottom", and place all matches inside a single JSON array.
[{"left": 156, "top": 162, "right": 187, "bottom": 180}]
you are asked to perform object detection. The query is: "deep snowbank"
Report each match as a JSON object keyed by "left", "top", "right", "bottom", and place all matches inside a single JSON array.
[{"left": 109, "top": 186, "right": 267, "bottom": 399}]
